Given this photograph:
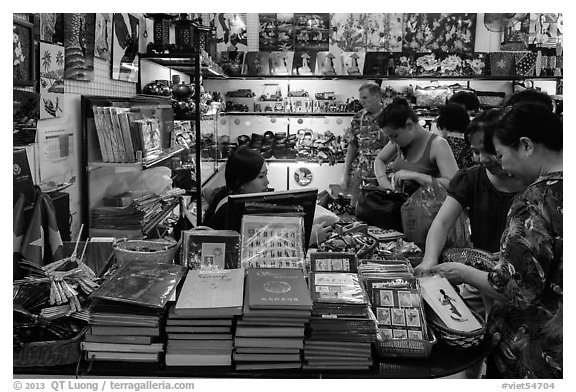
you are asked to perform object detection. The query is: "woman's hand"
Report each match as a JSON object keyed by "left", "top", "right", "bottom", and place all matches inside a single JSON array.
[
  {"left": 414, "top": 257, "right": 437, "bottom": 277},
  {"left": 311, "top": 222, "right": 334, "bottom": 246},
  {"left": 430, "top": 262, "right": 472, "bottom": 286},
  {"left": 392, "top": 169, "right": 417, "bottom": 189}
]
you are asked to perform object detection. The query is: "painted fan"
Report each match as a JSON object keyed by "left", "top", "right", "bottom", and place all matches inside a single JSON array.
[{"left": 483, "top": 13, "right": 528, "bottom": 32}]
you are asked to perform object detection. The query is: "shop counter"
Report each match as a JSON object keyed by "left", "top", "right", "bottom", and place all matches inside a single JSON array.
[{"left": 14, "top": 341, "right": 487, "bottom": 379}]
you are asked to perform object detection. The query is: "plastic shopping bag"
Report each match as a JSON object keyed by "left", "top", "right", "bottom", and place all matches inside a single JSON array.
[{"left": 401, "top": 179, "right": 470, "bottom": 249}]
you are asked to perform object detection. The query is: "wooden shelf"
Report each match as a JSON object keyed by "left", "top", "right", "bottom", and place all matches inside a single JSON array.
[
  {"left": 87, "top": 147, "right": 185, "bottom": 171},
  {"left": 206, "top": 74, "right": 563, "bottom": 81},
  {"left": 222, "top": 112, "right": 355, "bottom": 117}
]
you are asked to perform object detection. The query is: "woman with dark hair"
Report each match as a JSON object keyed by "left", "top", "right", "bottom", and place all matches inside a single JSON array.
[
  {"left": 448, "top": 90, "right": 480, "bottom": 114},
  {"left": 417, "top": 109, "right": 524, "bottom": 273},
  {"left": 416, "top": 109, "right": 525, "bottom": 316},
  {"left": 436, "top": 103, "right": 474, "bottom": 169},
  {"left": 432, "top": 103, "right": 563, "bottom": 378},
  {"left": 374, "top": 97, "right": 458, "bottom": 195},
  {"left": 203, "top": 146, "right": 269, "bottom": 230},
  {"left": 204, "top": 146, "right": 333, "bottom": 245}
]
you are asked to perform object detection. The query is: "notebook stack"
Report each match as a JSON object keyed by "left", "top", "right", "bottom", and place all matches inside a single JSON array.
[
  {"left": 234, "top": 268, "right": 312, "bottom": 370},
  {"left": 304, "top": 272, "right": 377, "bottom": 370},
  {"left": 83, "top": 299, "right": 164, "bottom": 362},
  {"left": 85, "top": 261, "right": 185, "bottom": 363},
  {"left": 165, "top": 269, "right": 244, "bottom": 367}
]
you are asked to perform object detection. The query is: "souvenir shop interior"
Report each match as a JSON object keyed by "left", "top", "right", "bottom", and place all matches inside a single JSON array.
[{"left": 13, "top": 12, "right": 563, "bottom": 380}]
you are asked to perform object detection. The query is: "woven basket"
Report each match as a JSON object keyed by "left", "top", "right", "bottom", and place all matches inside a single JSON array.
[
  {"left": 13, "top": 327, "right": 86, "bottom": 368},
  {"left": 425, "top": 304, "right": 485, "bottom": 349},
  {"left": 113, "top": 238, "right": 179, "bottom": 266},
  {"left": 375, "top": 327, "right": 437, "bottom": 358},
  {"left": 443, "top": 247, "right": 498, "bottom": 272}
]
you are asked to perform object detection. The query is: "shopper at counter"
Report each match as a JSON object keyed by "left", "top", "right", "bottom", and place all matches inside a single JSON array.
[
  {"left": 341, "top": 82, "right": 388, "bottom": 206},
  {"left": 204, "top": 146, "right": 332, "bottom": 246},
  {"left": 436, "top": 103, "right": 475, "bottom": 169},
  {"left": 448, "top": 90, "right": 480, "bottom": 115},
  {"left": 374, "top": 97, "right": 458, "bottom": 195},
  {"left": 431, "top": 103, "right": 563, "bottom": 379},
  {"left": 416, "top": 109, "right": 524, "bottom": 274}
]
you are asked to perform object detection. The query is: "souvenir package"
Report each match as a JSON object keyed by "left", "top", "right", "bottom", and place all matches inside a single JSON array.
[
  {"left": 418, "top": 275, "right": 482, "bottom": 333},
  {"left": 414, "top": 53, "right": 441, "bottom": 76},
  {"left": 269, "top": 51, "right": 293, "bottom": 76},
  {"left": 309, "top": 272, "right": 369, "bottom": 305},
  {"left": 462, "top": 52, "right": 489, "bottom": 76},
  {"left": 392, "top": 53, "right": 415, "bottom": 76},
  {"left": 240, "top": 215, "right": 305, "bottom": 270},
  {"left": 413, "top": 85, "right": 453, "bottom": 108},
  {"left": 292, "top": 51, "right": 317, "bottom": 75},
  {"left": 243, "top": 52, "right": 270, "bottom": 76},
  {"left": 309, "top": 252, "right": 358, "bottom": 273},
  {"left": 315, "top": 52, "right": 340, "bottom": 76},
  {"left": 181, "top": 228, "right": 241, "bottom": 270},
  {"left": 341, "top": 52, "right": 365, "bottom": 76}
]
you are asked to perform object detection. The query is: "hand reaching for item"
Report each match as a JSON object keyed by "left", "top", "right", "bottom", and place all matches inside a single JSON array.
[
  {"left": 310, "top": 222, "right": 334, "bottom": 246},
  {"left": 430, "top": 262, "right": 471, "bottom": 286}
]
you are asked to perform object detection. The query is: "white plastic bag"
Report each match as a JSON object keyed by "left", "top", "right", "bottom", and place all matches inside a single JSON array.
[{"left": 105, "top": 167, "right": 172, "bottom": 198}]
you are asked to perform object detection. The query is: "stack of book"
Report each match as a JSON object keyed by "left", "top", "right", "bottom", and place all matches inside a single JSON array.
[
  {"left": 358, "top": 259, "right": 429, "bottom": 341},
  {"left": 91, "top": 190, "right": 182, "bottom": 234},
  {"left": 165, "top": 269, "right": 244, "bottom": 367},
  {"left": 234, "top": 268, "right": 312, "bottom": 370},
  {"left": 92, "top": 106, "right": 164, "bottom": 164},
  {"left": 304, "top": 272, "right": 377, "bottom": 370},
  {"left": 83, "top": 299, "right": 164, "bottom": 362},
  {"left": 85, "top": 261, "right": 185, "bottom": 363}
]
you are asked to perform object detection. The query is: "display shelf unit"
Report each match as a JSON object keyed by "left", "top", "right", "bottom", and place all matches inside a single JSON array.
[
  {"left": 206, "top": 74, "right": 563, "bottom": 81},
  {"left": 80, "top": 95, "right": 191, "bottom": 238},
  {"left": 137, "top": 25, "right": 223, "bottom": 225}
]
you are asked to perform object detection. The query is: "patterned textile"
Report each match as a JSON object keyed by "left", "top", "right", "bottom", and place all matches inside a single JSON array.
[
  {"left": 515, "top": 51, "right": 538, "bottom": 76},
  {"left": 445, "top": 136, "right": 474, "bottom": 169},
  {"left": 489, "top": 52, "right": 515, "bottom": 76},
  {"left": 487, "top": 172, "right": 563, "bottom": 379}
]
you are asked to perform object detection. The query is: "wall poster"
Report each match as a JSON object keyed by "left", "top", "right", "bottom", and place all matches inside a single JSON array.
[
  {"left": 111, "top": 13, "right": 139, "bottom": 83},
  {"left": 63, "top": 13, "right": 95, "bottom": 81},
  {"left": 39, "top": 42, "right": 65, "bottom": 119}
]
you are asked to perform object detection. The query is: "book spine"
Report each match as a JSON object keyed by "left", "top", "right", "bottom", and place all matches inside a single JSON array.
[
  {"left": 118, "top": 111, "right": 136, "bottom": 163},
  {"left": 100, "top": 107, "right": 119, "bottom": 162},
  {"left": 92, "top": 106, "right": 111, "bottom": 163},
  {"left": 109, "top": 107, "right": 128, "bottom": 163}
]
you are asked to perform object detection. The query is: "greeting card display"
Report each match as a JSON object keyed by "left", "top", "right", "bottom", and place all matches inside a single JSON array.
[
  {"left": 342, "top": 52, "right": 365, "bottom": 76},
  {"left": 418, "top": 275, "right": 481, "bottom": 333},
  {"left": 240, "top": 215, "right": 305, "bottom": 270}
]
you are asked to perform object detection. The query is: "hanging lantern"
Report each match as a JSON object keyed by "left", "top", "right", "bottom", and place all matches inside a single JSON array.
[
  {"left": 144, "top": 13, "right": 176, "bottom": 55},
  {"left": 174, "top": 13, "right": 195, "bottom": 55}
]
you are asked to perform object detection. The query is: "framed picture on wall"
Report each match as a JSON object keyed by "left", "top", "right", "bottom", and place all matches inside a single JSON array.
[{"left": 14, "top": 18, "right": 36, "bottom": 87}]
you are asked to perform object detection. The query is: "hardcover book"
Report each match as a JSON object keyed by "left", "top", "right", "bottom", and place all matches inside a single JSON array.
[
  {"left": 246, "top": 268, "right": 312, "bottom": 310},
  {"left": 173, "top": 269, "right": 244, "bottom": 317},
  {"left": 81, "top": 342, "right": 163, "bottom": 353},
  {"left": 85, "top": 351, "right": 159, "bottom": 362},
  {"left": 90, "top": 261, "right": 185, "bottom": 309}
]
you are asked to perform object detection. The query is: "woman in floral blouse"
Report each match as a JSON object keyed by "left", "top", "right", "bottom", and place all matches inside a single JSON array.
[{"left": 431, "top": 103, "right": 562, "bottom": 378}]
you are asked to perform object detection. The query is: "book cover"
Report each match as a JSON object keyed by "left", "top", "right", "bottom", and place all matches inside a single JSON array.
[
  {"left": 240, "top": 215, "right": 305, "bottom": 269},
  {"left": 234, "top": 337, "right": 304, "bottom": 349},
  {"left": 235, "top": 326, "right": 305, "bottom": 338},
  {"left": 167, "top": 333, "right": 233, "bottom": 340},
  {"left": 181, "top": 229, "right": 240, "bottom": 270},
  {"left": 173, "top": 269, "right": 244, "bottom": 317},
  {"left": 12, "top": 148, "right": 35, "bottom": 207},
  {"left": 165, "top": 326, "right": 231, "bottom": 334},
  {"left": 419, "top": 275, "right": 482, "bottom": 333},
  {"left": 83, "top": 333, "right": 152, "bottom": 345},
  {"left": 126, "top": 111, "right": 143, "bottom": 159},
  {"left": 94, "top": 106, "right": 115, "bottom": 162},
  {"left": 89, "top": 325, "right": 160, "bottom": 336},
  {"left": 246, "top": 268, "right": 312, "bottom": 310},
  {"left": 90, "top": 261, "right": 185, "bottom": 309},
  {"left": 235, "top": 347, "right": 301, "bottom": 354},
  {"left": 165, "top": 353, "right": 231, "bottom": 366},
  {"left": 233, "top": 352, "right": 301, "bottom": 362},
  {"left": 85, "top": 351, "right": 159, "bottom": 362},
  {"left": 81, "top": 342, "right": 163, "bottom": 353},
  {"left": 117, "top": 111, "right": 136, "bottom": 163}
]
